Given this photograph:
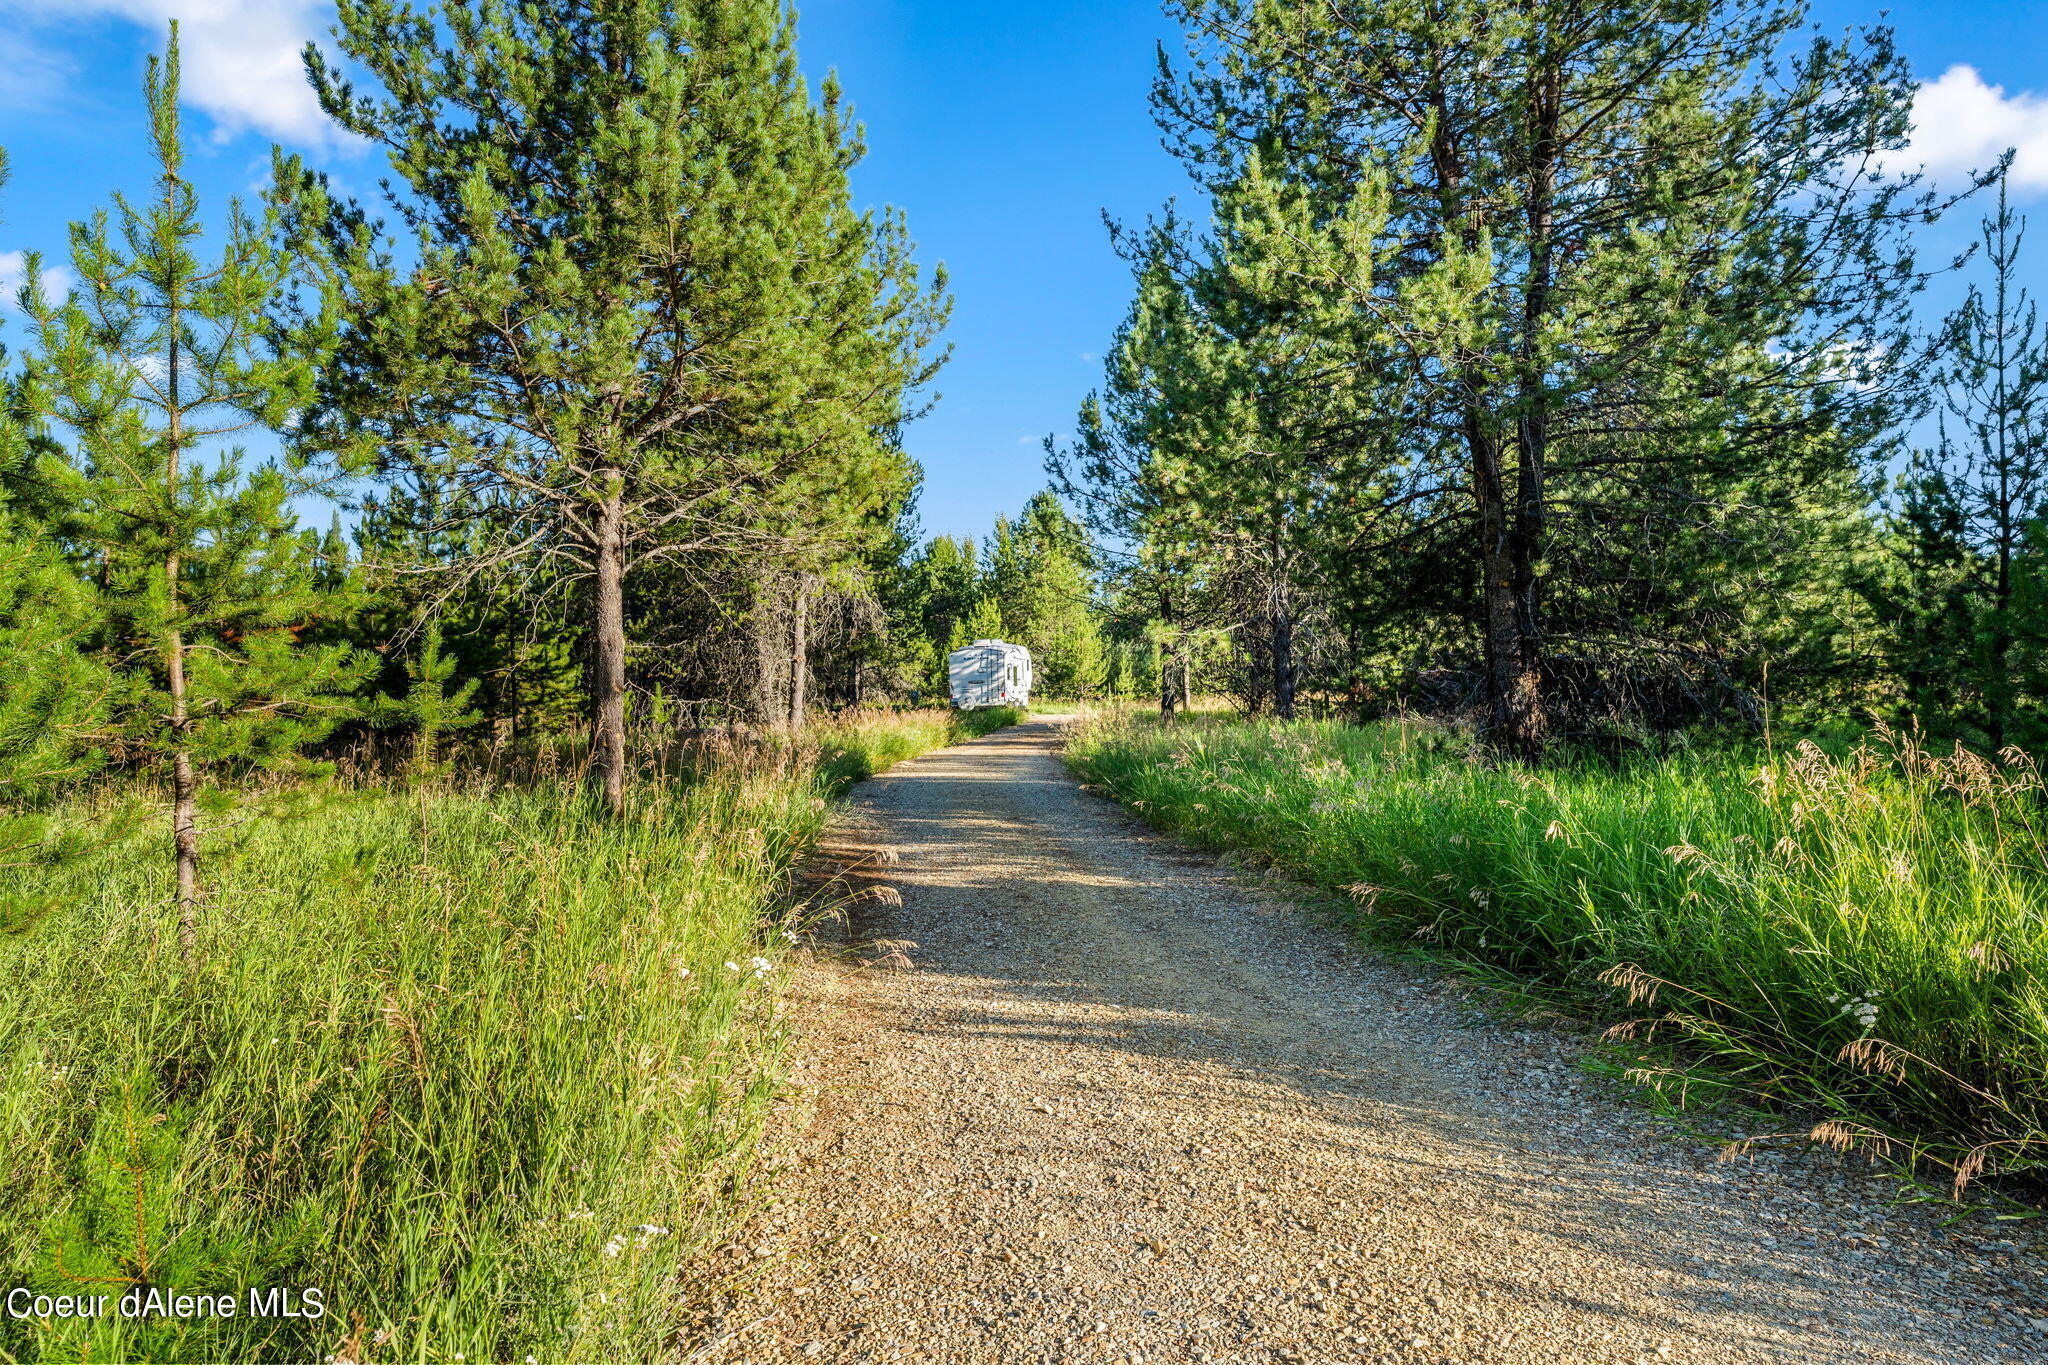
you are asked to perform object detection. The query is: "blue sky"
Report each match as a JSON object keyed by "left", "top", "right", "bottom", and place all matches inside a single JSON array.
[{"left": 2, "top": 1, "right": 2045, "bottom": 542}]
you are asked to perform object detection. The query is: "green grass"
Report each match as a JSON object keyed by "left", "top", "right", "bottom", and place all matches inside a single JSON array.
[
  {"left": 1068, "top": 712, "right": 2048, "bottom": 1194},
  {"left": 813, "top": 705, "right": 1025, "bottom": 788},
  {"left": 0, "top": 706, "right": 1017, "bottom": 1364}
]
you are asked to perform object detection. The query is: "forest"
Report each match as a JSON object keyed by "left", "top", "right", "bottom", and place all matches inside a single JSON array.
[{"left": 2, "top": 1, "right": 2046, "bottom": 1361}]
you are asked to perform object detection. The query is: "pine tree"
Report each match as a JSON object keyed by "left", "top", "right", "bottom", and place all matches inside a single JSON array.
[
  {"left": 15, "top": 27, "right": 364, "bottom": 962},
  {"left": 0, "top": 495, "right": 108, "bottom": 802},
  {"left": 1873, "top": 457, "right": 1980, "bottom": 732},
  {"left": 0, "top": 147, "right": 112, "bottom": 805},
  {"left": 949, "top": 597, "right": 1005, "bottom": 655},
  {"left": 891, "top": 529, "right": 982, "bottom": 696},
  {"left": 1929, "top": 158, "right": 2048, "bottom": 751},
  {"left": 1155, "top": 0, "right": 1936, "bottom": 754},
  {"left": 287, "top": 0, "right": 947, "bottom": 808}
]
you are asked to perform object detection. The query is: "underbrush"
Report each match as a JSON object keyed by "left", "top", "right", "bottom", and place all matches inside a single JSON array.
[
  {"left": 0, "top": 707, "right": 1014, "bottom": 1363},
  {"left": 1068, "top": 714, "right": 2048, "bottom": 1197}
]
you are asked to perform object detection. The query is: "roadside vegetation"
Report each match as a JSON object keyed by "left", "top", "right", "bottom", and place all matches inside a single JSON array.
[
  {"left": 1070, "top": 712, "right": 2048, "bottom": 1195},
  {"left": 0, "top": 8, "right": 1029, "bottom": 1357},
  {"left": 816, "top": 706, "right": 1025, "bottom": 788},
  {"left": 0, "top": 707, "right": 1013, "bottom": 1364}
]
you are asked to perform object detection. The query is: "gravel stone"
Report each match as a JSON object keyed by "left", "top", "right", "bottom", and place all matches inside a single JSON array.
[{"left": 698, "top": 717, "right": 2044, "bottom": 1364}]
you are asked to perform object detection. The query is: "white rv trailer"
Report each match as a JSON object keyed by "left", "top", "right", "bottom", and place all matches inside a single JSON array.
[{"left": 947, "top": 639, "right": 1032, "bottom": 709}]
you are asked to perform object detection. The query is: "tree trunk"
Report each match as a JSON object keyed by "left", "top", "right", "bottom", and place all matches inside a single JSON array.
[
  {"left": 1181, "top": 655, "right": 1193, "bottom": 711},
  {"left": 169, "top": 632, "right": 199, "bottom": 965},
  {"left": 1503, "top": 52, "right": 1560, "bottom": 762},
  {"left": 165, "top": 206, "right": 198, "bottom": 967},
  {"left": 1270, "top": 545, "right": 1296, "bottom": 722},
  {"left": 788, "top": 579, "right": 809, "bottom": 732},
  {"left": 1470, "top": 415, "right": 1533, "bottom": 751},
  {"left": 591, "top": 487, "right": 628, "bottom": 814}
]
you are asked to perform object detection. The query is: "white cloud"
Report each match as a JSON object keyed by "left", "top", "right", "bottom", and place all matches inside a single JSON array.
[
  {"left": 0, "top": 1, "right": 349, "bottom": 151},
  {"left": 1897, "top": 65, "right": 2048, "bottom": 192}
]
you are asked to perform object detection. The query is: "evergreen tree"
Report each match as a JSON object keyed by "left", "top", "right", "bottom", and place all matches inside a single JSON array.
[
  {"left": 949, "top": 596, "right": 1005, "bottom": 655},
  {"left": 1872, "top": 457, "right": 1980, "bottom": 732},
  {"left": 976, "top": 493, "right": 1108, "bottom": 698},
  {"left": 892, "top": 529, "right": 981, "bottom": 696},
  {"left": 287, "top": 0, "right": 947, "bottom": 809},
  {"left": 1155, "top": 0, "right": 1937, "bottom": 754},
  {"left": 0, "top": 498, "right": 108, "bottom": 802},
  {"left": 1, "top": 147, "right": 113, "bottom": 807},
  {"left": 15, "top": 27, "right": 363, "bottom": 962},
  {"left": 1929, "top": 158, "right": 2048, "bottom": 751},
  {"left": 1020, "top": 545, "right": 1107, "bottom": 698}
]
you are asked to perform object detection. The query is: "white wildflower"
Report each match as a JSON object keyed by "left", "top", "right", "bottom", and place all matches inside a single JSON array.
[{"left": 603, "top": 1234, "right": 628, "bottom": 1258}]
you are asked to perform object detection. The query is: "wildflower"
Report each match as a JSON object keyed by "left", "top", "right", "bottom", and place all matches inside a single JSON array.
[
  {"left": 603, "top": 1234, "right": 628, "bottom": 1258},
  {"left": 1836, "top": 991, "right": 1880, "bottom": 1033},
  {"left": 749, "top": 956, "right": 773, "bottom": 978},
  {"left": 677, "top": 967, "right": 691, "bottom": 980},
  {"left": 724, "top": 961, "right": 740, "bottom": 972}
]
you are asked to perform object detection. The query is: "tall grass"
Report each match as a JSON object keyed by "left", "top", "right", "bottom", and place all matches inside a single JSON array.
[
  {"left": 0, "top": 707, "right": 1014, "bottom": 1364},
  {"left": 1069, "top": 713, "right": 2048, "bottom": 1192},
  {"left": 814, "top": 705, "right": 1025, "bottom": 789}
]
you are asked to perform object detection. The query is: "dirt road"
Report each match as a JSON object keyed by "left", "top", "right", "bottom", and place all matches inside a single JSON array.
[{"left": 699, "top": 717, "right": 2044, "bottom": 1364}]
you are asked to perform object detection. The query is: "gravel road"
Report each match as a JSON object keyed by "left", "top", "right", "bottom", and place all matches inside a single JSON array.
[{"left": 696, "top": 716, "right": 2045, "bottom": 1364}]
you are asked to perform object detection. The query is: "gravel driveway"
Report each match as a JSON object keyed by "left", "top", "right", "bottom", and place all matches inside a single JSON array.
[{"left": 696, "top": 716, "right": 2045, "bottom": 1364}]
